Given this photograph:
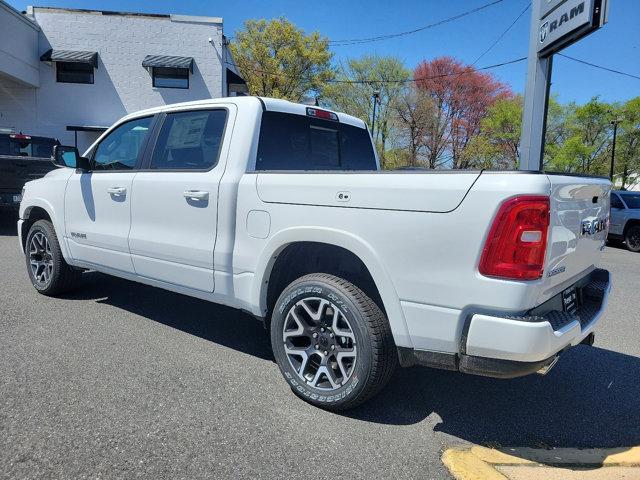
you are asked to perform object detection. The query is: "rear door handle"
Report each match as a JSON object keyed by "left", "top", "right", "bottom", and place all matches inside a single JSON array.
[
  {"left": 183, "top": 190, "right": 209, "bottom": 201},
  {"left": 107, "top": 186, "right": 127, "bottom": 195}
]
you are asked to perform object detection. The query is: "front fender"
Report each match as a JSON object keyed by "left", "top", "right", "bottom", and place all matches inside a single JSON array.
[
  {"left": 252, "top": 226, "right": 413, "bottom": 348},
  {"left": 21, "top": 198, "right": 71, "bottom": 262}
]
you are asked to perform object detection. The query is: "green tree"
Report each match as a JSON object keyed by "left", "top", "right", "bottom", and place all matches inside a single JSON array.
[
  {"left": 543, "top": 96, "right": 573, "bottom": 170},
  {"left": 389, "top": 84, "right": 436, "bottom": 168},
  {"left": 460, "top": 134, "right": 501, "bottom": 169},
  {"left": 545, "top": 97, "right": 612, "bottom": 174},
  {"left": 458, "top": 95, "right": 522, "bottom": 169},
  {"left": 323, "top": 55, "right": 410, "bottom": 162},
  {"left": 612, "top": 97, "right": 640, "bottom": 189},
  {"left": 229, "top": 18, "right": 334, "bottom": 101}
]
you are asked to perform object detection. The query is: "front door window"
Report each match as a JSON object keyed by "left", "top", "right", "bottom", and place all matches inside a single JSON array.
[{"left": 92, "top": 117, "right": 152, "bottom": 171}]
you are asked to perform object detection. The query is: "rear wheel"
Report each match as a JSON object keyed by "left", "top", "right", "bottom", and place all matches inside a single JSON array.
[
  {"left": 25, "top": 220, "right": 80, "bottom": 295},
  {"left": 625, "top": 225, "right": 640, "bottom": 252},
  {"left": 270, "top": 273, "right": 397, "bottom": 411}
]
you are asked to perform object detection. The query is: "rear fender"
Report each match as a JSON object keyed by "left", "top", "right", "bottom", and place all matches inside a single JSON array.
[{"left": 252, "top": 226, "right": 413, "bottom": 348}]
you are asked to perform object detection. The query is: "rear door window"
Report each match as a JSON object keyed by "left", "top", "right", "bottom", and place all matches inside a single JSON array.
[
  {"left": 256, "top": 111, "right": 376, "bottom": 171},
  {"left": 621, "top": 193, "right": 640, "bottom": 209},
  {"left": 149, "top": 109, "right": 227, "bottom": 170}
]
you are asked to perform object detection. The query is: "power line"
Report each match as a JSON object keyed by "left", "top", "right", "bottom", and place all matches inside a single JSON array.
[
  {"left": 334, "top": 57, "right": 526, "bottom": 83},
  {"left": 328, "top": 0, "right": 504, "bottom": 46},
  {"left": 471, "top": 2, "right": 531, "bottom": 66},
  {"left": 557, "top": 53, "right": 640, "bottom": 81},
  {"left": 227, "top": 57, "right": 526, "bottom": 85},
  {"left": 228, "top": 0, "right": 507, "bottom": 49}
]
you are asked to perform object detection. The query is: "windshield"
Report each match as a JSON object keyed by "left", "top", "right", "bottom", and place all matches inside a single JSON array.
[{"left": 621, "top": 193, "right": 640, "bottom": 209}]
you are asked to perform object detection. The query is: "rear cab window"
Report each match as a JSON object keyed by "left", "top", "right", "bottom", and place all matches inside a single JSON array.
[
  {"left": 0, "top": 135, "right": 57, "bottom": 158},
  {"left": 255, "top": 111, "right": 377, "bottom": 171}
]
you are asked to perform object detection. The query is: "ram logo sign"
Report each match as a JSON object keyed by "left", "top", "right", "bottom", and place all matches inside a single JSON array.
[
  {"left": 536, "top": 0, "right": 606, "bottom": 55},
  {"left": 539, "top": 2, "right": 586, "bottom": 44}
]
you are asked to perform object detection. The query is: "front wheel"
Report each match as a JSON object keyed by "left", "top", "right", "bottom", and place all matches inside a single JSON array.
[
  {"left": 25, "top": 220, "right": 80, "bottom": 295},
  {"left": 270, "top": 273, "right": 397, "bottom": 411},
  {"left": 626, "top": 225, "right": 640, "bottom": 252}
]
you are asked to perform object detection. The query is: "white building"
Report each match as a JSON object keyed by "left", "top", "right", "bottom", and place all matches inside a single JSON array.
[
  {"left": 0, "top": 2, "right": 246, "bottom": 151},
  {"left": 614, "top": 173, "right": 640, "bottom": 191}
]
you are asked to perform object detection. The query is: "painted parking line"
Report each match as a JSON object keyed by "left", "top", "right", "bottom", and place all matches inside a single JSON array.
[{"left": 442, "top": 445, "right": 640, "bottom": 480}]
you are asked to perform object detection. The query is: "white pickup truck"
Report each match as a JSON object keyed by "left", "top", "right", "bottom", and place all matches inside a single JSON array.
[{"left": 18, "top": 97, "right": 612, "bottom": 410}]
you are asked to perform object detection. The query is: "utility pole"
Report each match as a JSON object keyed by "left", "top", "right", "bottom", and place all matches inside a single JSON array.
[
  {"left": 371, "top": 90, "right": 380, "bottom": 140},
  {"left": 519, "top": 1, "right": 553, "bottom": 170},
  {"left": 610, "top": 116, "right": 624, "bottom": 181},
  {"left": 519, "top": 0, "right": 609, "bottom": 171}
]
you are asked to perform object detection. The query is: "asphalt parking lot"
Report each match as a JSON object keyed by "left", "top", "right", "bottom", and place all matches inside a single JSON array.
[{"left": 1, "top": 213, "right": 639, "bottom": 480}]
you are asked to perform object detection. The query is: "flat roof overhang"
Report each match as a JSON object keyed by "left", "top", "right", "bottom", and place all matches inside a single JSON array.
[
  {"left": 40, "top": 49, "right": 98, "bottom": 68},
  {"left": 66, "top": 125, "right": 108, "bottom": 133},
  {"left": 142, "top": 55, "right": 194, "bottom": 72}
]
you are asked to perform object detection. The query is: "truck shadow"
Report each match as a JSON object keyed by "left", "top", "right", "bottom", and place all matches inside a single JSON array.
[
  {"left": 61, "top": 271, "right": 274, "bottom": 361},
  {"left": 61, "top": 271, "right": 640, "bottom": 459},
  {"left": 347, "top": 345, "right": 640, "bottom": 457}
]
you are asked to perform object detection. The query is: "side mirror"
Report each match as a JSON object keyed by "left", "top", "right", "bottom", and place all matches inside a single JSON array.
[{"left": 52, "top": 145, "right": 90, "bottom": 170}]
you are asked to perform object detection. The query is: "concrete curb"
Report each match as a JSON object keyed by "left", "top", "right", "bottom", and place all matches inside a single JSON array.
[{"left": 442, "top": 445, "right": 640, "bottom": 480}]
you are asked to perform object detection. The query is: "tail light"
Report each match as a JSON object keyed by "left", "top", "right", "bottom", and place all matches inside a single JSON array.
[{"left": 479, "top": 195, "right": 550, "bottom": 281}]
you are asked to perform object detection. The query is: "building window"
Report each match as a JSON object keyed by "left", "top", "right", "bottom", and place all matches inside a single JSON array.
[
  {"left": 152, "top": 67, "right": 189, "bottom": 89},
  {"left": 56, "top": 62, "right": 94, "bottom": 84}
]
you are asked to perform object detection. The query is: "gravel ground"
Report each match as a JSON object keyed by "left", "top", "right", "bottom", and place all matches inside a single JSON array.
[{"left": 1, "top": 214, "right": 638, "bottom": 480}]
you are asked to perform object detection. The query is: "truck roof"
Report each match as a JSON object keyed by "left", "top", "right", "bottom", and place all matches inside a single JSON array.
[{"left": 117, "top": 96, "right": 368, "bottom": 130}]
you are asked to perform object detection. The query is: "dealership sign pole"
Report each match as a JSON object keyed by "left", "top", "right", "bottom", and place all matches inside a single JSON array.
[{"left": 519, "top": 0, "right": 609, "bottom": 170}]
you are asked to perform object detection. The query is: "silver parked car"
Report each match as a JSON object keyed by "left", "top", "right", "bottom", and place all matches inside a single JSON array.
[{"left": 609, "top": 191, "right": 640, "bottom": 252}]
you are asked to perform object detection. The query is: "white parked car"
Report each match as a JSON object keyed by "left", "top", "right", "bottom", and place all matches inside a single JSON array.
[{"left": 18, "top": 97, "right": 612, "bottom": 410}]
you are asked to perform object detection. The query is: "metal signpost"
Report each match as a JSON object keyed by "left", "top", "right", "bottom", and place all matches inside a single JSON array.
[{"left": 519, "top": 0, "right": 610, "bottom": 170}]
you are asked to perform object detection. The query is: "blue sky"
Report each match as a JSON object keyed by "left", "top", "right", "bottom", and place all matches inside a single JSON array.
[{"left": 8, "top": 0, "right": 639, "bottom": 104}]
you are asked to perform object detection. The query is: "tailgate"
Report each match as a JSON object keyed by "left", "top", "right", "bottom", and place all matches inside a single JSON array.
[
  {"left": 539, "top": 174, "right": 611, "bottom": 303},
  {"left": 0, "top": 156, "right": 56, "bottom": 192}
]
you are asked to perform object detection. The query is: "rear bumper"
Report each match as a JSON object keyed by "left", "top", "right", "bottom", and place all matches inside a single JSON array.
[
  {"left": 463, "top": 268, "right": 610, "bottom": 364},
  {"left": 399, "top": 269, "right": 611, "bottom": 379}
]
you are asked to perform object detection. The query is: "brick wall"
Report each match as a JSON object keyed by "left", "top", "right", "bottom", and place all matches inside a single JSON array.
[{"left": 0, "top": 7, "right": 225, "bottom": 151}]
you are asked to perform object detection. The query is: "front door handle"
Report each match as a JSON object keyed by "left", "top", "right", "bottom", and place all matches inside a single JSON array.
[
  {"left": 183, "top": 190, "right": 209, "bottom": 201},
  {"left": 107, "top": 186, "right": 127, "bottom": 196}
]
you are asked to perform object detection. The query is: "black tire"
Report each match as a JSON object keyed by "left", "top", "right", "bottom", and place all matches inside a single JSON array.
[
  {"left": 24, "top": 219, "right": 81, "bottom": 296},
  {"left": 270, "top": 273, "right": 397, "bottom": 411},
  {"left": 625, "top": 225, "right": 640, "bottom": 252}
]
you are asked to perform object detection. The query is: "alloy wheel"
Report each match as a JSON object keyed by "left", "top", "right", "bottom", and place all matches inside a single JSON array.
[
  {"left": 282, "top": 297, "right": 357, "bottom": 391},
  {"left": 29, "top": 232, "right": 53, "bottom": 286}
]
